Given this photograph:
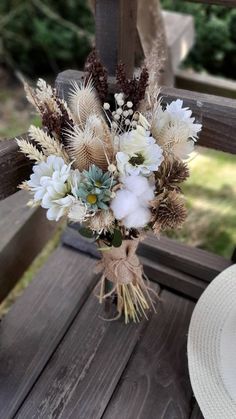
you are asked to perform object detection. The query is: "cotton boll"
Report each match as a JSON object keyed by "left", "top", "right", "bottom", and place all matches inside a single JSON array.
[
  {"left": 110, "top": 189, "right": 139, "bottom": 220},
  {"left": 123, "top": 206, "right": 152, "bottom": 228},
  {"left": 122, "top": 175, "right": 148, "bottom": 196},
  {"left": 122, "top": 175, "right": 154, "bottom": 200}
]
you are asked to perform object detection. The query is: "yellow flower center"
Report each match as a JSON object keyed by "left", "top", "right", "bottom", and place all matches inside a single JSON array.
[
  {"left": 87, "top": 194, "right": 97, "bottom": 205},
  {"left": 94, "top": 180, "right": 102, "bottom": 187}
]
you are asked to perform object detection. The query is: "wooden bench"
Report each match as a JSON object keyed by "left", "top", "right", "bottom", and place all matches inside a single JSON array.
[{"left": 0, "top": 1, "right": 235, "bottom": 418}]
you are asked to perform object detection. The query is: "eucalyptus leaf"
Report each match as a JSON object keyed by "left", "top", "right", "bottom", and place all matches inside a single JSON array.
[
  {"left": 111, "top": 229, "right": 122, "bottom": 248},
  {"left": 78, "top": 227, "right": 94, "bottom": 239}
]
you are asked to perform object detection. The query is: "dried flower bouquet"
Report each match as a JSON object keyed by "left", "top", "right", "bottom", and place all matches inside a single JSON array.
[{"left": 17, "top": 51, "right": 202, "bottom": 323}]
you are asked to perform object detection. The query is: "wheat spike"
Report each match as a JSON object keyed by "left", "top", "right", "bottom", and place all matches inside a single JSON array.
[
  {"left": 68, "top": 79, "right": 103, "bottom": 128},
  {"left": 28, "top": 126, "right": 70, "bottom": 162},
  {"left": 16, "top": 138, "right": 46, "bottom": 162},
  {"left": 65, "top": 116, "right": 113, "bottom": 171}
]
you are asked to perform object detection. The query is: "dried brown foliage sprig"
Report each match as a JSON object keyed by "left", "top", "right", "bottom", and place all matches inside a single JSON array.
[
  {"left": 155, "top": 158, "right": 190, "bottom": 193},
  {"left": 84, "top": 49, "right": 108, "bottom": 102},
  {"left": 151, "top": 190, "right": 187, "bottom": 235},
  {"left": 116, "top": 64, "right": 149, "bottom": 111}
]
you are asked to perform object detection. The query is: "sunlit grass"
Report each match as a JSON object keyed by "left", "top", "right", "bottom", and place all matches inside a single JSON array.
[{"left": 166, "top": 147, "right": 236, "bottom": 258}]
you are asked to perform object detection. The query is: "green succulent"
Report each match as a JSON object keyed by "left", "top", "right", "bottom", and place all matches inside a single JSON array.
[{"left": 77, "top": 165, "right": 116, "bottom": 210}]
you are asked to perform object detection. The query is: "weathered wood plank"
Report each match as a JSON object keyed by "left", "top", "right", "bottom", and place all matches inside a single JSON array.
[
  {"left": 185, "top": 0, "right": 235, "bottom": 6},
  {"left": 190, "top": 403, "right": 204, "bottom": 419},
  {"left": 161, "top": 86, "right": 236, "bottom": 154},
  {"left": 0, "top": 190, "right": 57, "bottom": 302},
  {"left": 103, "top": 290, "right": 194, "bottom": 419},
  {"left": 95, "top": 0, "right": 137, "bottom": 77},
  {"left": 0, "top": 136, "right": 32, "bottom": 200},
  {"left": 139, "top": 234, "right": 232, "bottom": 283},
  {"left": 0, "top": 246, "right": 98, "bottom": 419},
  {"left": 142, "top": 256, "right": 207, "bottom": 300},
  {"left": 176, "top": 69, "right": 236, "bottom": 100},
  {"left": 15, "top": 285, "right": 159, "bottom": 419}
]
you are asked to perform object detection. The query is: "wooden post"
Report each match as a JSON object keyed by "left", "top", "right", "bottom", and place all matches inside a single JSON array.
[{"left": 95, "top": 0, "right": 137, "bottom": 77}]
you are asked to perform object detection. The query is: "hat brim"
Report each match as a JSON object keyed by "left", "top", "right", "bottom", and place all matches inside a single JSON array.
[{"left": 188, "top": 264, "right": 236, "bottom": 419}]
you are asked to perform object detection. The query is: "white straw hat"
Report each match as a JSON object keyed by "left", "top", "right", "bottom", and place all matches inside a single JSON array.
[{"left": 188, "top": 264, "right": 236, "bottom": 419}]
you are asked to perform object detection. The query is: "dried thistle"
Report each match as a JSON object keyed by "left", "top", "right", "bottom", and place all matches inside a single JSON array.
[
  {"left": 28, "top": 126, "right": 69, "bottom": 162},
  {"left": 16, "top": 138, "right": 46, "bottom": 163},
  {"left": 84, "top": 49, "right": 108, "bottom": 102},
  {"left": 155, "top": 158, "right": 190, "bottom": 193},
  {"left": 89, "top": 210, "right": 115, "bottom": 233},
  {"left": 152, "top": 190, "right": 187, "bottom": 235},
  {"left": 116, "top": 64, "right": 149, "bottom": 111},
  {"left": 68, "top": 79, "right": 103, "bottom": 129},
  {"left": 65, "top": 115, "right": 113, "bottom": 171}
]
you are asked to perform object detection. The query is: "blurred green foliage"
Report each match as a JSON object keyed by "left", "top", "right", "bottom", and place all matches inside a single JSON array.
[
  {"left": 0, "top": 0, "right": 94, "bottom": 78},
  {"left": 162, "top": 0, "right": 236, "bottom": 79}
]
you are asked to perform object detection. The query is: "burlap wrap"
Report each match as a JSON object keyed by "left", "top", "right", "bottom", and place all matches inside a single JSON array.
[{"left": 95, "top": 238, "right": 143, "bottom": 285}]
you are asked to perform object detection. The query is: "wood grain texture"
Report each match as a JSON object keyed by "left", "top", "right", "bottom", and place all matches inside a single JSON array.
[
  {"left": 0, "top": 136, "right": 32, "bottom": 200},
  {"left": 0, "top": 190, "right": 57, "bottom": 302},
  {"left": 176, "top": 69, "right": 236, "bottom": 100},
  {"left": 142, "top": 256, "right": 207, "bottom": 300},
  {"left": 185, "top": 0, "right": 236, "bottom": 6},
  {"left": 103, "top": 290, "right": 194, "bottom": 419},
  {"left": 0, "top": 246, "right": 98, "bottom": 419},
  {"left": 190, "top": 403, "right": 204, "bottom": 419},
  {"left": 139, "top": 234, "right": 232, "bottom": 283},
  {"left": 16, "top": 285, "right": 159, "bottom": 419},
  {"left": 161, "top": 86, "right": 236, "bottom": 154},
  {"left": 95, "top": 0, "right": 137, "bottom": 76}
]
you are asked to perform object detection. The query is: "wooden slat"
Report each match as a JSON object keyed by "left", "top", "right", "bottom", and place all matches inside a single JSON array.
[
  {"left": 139, "top": 234, "right": 232, "bottom": 283},
  {"left": 161, "top": 86, "right": 236, "bottom": 154},
  {"left": 0, "top": 136, "right": 32, "bottom": 200},
  {"left": 0, "top": 190, "right": 57, "bottom": 302},
  {"left": 190, "top": 403, "right": 204, "bottom": 419},
  {"left": 0, "top": 246, "right": 98, "bottom": 419},
  {"left": 95, "top": 0, "right": 137, "bottom": 77},
  {"left": 185, "top": 0, "right": 236, "bottom": 6},
  {"left": 15, "top": 287, "right": 159, "bottom": 419},
  {"left": 142, "top": 256, "right": 207, "bottom": 300},
  {"left": 176, "top": 69, "right": 236, "bottom": 100},
  {"left": 103, "top": 290, "right": 194, "bottom": 418}
]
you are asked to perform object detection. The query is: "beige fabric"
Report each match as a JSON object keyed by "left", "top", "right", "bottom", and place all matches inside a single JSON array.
[
  {"left": 96, "top": 239, "right": 142, "bottom": 285},
  {"left": 188, "top": 264, "right": 236, "bottom": 419}
]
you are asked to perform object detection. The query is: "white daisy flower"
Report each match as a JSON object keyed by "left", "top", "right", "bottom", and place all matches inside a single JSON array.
[{"left": 116, "top": 126, "right": 163, "bottom": 175}]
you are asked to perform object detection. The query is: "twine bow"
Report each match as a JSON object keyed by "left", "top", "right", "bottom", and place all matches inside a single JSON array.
[{"left": 95, "top": 237, "right": 159, "bottom": 323}]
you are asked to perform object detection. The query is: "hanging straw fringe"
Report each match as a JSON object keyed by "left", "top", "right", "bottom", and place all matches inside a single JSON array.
[{"left": 95, "top": 238, "right": 159, "bottom": 323}]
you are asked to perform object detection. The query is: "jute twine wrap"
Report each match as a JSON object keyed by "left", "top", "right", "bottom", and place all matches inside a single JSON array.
[{"left": 95, "top": 237, "right": 158, "bottom": 323}]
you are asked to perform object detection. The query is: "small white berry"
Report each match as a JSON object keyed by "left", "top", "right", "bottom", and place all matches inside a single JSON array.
[
  {"left": 129, "top": 109, "right": 133, "bottom": 115},
  {"left": 117, "top": 100, "right": 124, "bottom": 107},
  {"left": 123, "top": 110, "right": 129, "bottom": 118},
  {"left": 103, "top": 102, "right": 110, "bottom": 110},
  {"left": 112, "top": 121, "right": 118, "bottom": 129},
  {"left": 108, "top": 164, "right": 116, "bottom": 173},
  {"left": 114, "top": 114, "right": 120, "bottom": 120},
  {"left": 127, "top": 101, "right": 133, "bottom": 108},
  {"left": 112, "top": 111, "right": 116, "bottom": 116},
  {"left": 131, "top": 121, "right": 137, "bottom": 127},
  {"left": 116, "top": 108, "right": 123, "bottom": 115},
  {"left": 125, "top": 119, "right": 130, "bottom": 126}
]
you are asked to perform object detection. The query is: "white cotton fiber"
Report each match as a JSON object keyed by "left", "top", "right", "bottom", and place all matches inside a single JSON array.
[
  {"left": 122, "top": 175, "right": 149, "bottom": 197},
  {"left": 110, "top": 189, "right": 138, "bottom": 220},
  {"left": 123, "top": 206, "right": 152, "bottom": 228}
]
